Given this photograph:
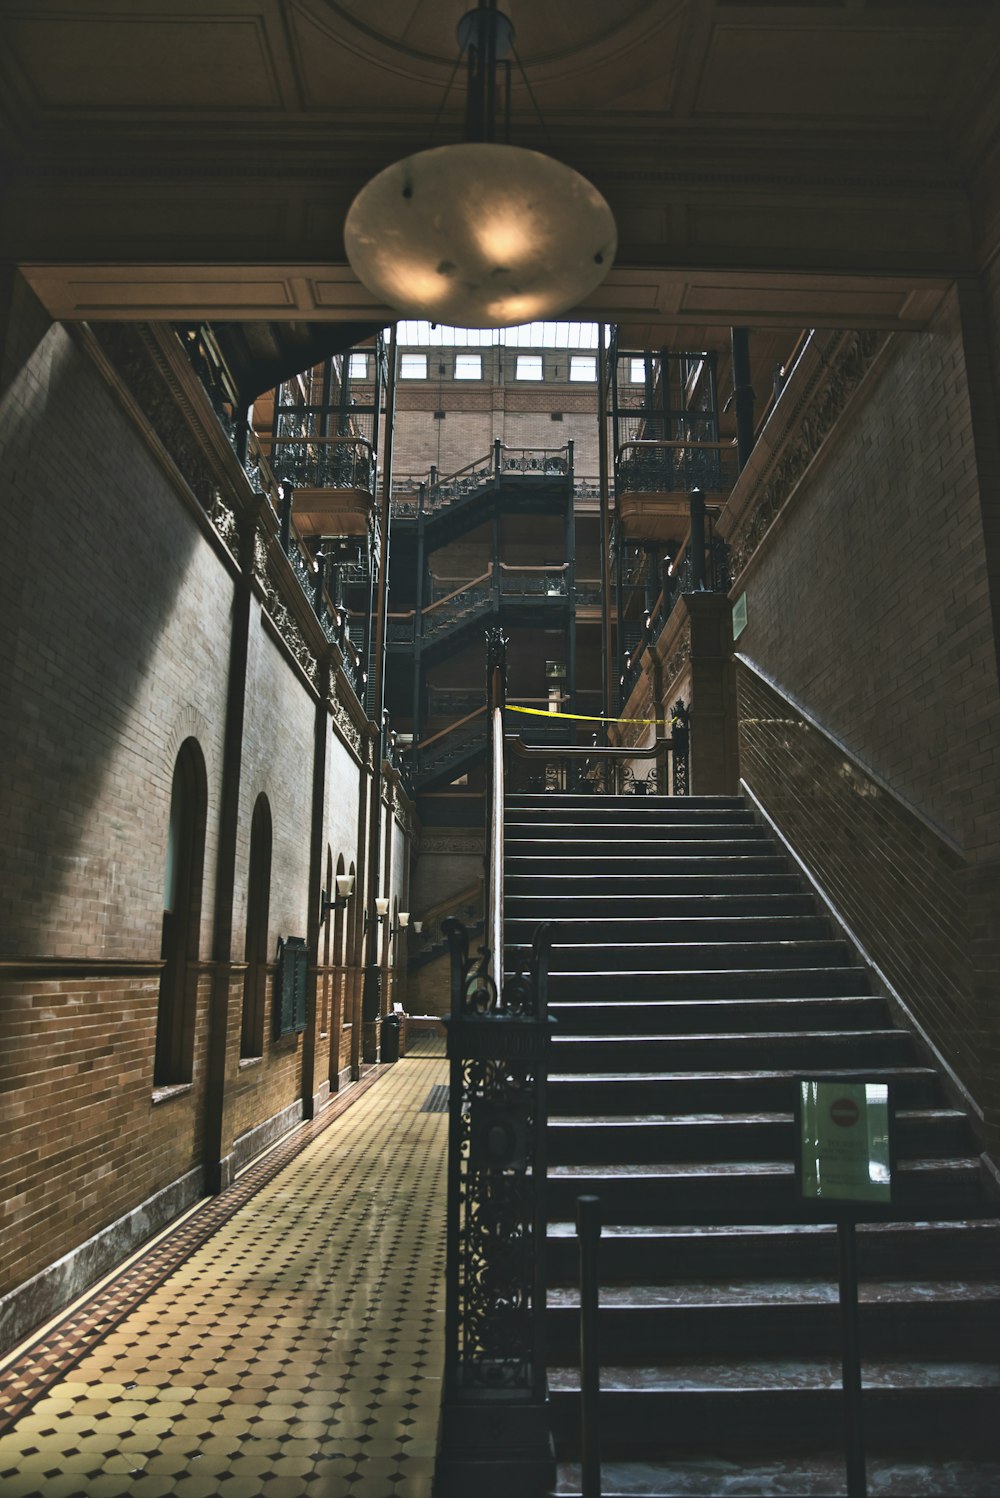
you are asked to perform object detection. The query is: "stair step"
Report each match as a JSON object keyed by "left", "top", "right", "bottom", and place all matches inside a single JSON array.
[
  {"left": 547, "top": 1067, "right": 944, "bottom": 1114},
  {"left": 505, "top": 819, "right": 760, "bottom": 840},
  {"left": 507, "top": 838, "right": 780, "bottom": 860},
  {"left": 546, "top": 1156, "right": 985, "bottom": 1224},
  {"left": 507, "top": 891, "right": 820, "bottom": 916},
  {"left": 546, "top": 967, "right": 872, "bottom": 999},
  {"left": 506, "top": 795, "right": 744, "bottom": 811},
  {"left": 508, "top": 873, "right": 805, "bottom": 897},
  {"left": 545, "top": 1280, "right": 1000, "bottom": 1359},
  {"left": 533, "top": 939, "right": 854, "bottom": 972},
  {"left": 546, "top": 1107, "right": 971, "bottom": 1164},
  {"left": 546, "top": 995, "right": 891, "bottom": 1035},
  {"left": 548, "top": 1029, "right": 915, "bottom": 1072},
  {"left": 507, "top": 915, "right": 834, "bottom": 943},
  {"left": 554, "top": 1455, "right": 1000, "bottom": 1497},
  {"left": 545, "top": 1219, "right": 1000, "bottom": 1283},
  {"left": 548, "top": 1360, "right": 1000, "bottom": 1452}
]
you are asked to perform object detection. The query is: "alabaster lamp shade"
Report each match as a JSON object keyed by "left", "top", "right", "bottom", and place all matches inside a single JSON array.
[{"left": 344, "top": 142, "right": 617, "bottom": 328}]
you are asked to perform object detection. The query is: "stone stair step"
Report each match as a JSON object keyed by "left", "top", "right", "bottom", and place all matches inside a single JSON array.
[
  {"left": 547, "top": 1066, "right": 944, "bottom": 1114},
  {"left": 548, "top": 1028, "right": 915, "bottom": 1072},
  {"left": 553, "top": 1454, "right": 1000, "bottom": 1496},
  {"left": 546, "top": 994, "right": 891, "bottom": 1035},
  {"left": 507, "top": 915, "right": 834, "bottom": 944},
  {"left": 534, "top": 939, "right": 854, "bottom": 972},
  {"left": 546, "top": 967, "right": 872, "bottom": 999},
  {"left": 508, "top": 844, "right": 778, "bottom": 868},
  {"left": 545, "top": 1156, "right": 986, "bottom": 1223},
  {"left": 506, "top": 794, "right": 745, "bottom": 812},
  {"left": 547, "top": 1106, "right": 972, "bottom": 1163},
  {"left": 507, "top": 872, "right": 804, "bottom": 896},
  {"left": 505, "top": 819, "right": 761, "bottom": 840},
  {"left": 506, "top": 891, "right": 820, "bottom": 916},
  {"left": 545, "top": 1219, "right": 1000, "bottom": 1284},
  {"left": 548, "top": 1360, "right": 1000, "bottom": 1453}
]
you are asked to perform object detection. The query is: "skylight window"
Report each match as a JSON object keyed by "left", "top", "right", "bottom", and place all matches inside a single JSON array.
[
  {"left": 400, "top": 353, "right": 428, "bottom": 379},
  {"left": 516, "top": 355, "right": 543, "bottom": 380},
  {"left": 570, "top": 355, "right": 597, "bottom": 382},
  {"left": 454, "top": 354, "right": 482, "bottom": 380}
]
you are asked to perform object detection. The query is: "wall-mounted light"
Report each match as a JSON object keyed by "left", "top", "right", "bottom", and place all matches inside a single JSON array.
[
  {"left": 412, "top": 919, "right": 424, "bottom": 936},
  {"left": 376, "top": 897, "right": 390, "bottom": 922},
  {"left": 321, "top": 871, "right": 356, "bottom": 922}
]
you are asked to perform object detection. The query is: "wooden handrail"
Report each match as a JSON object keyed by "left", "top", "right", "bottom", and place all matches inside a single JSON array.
[
  {"left": 418, "top": 704, "right": 487, "bottom": 754},
  {"left": 618, "top": 438, "right": 733, "bottom": 454},
  {"left": 508, "top": 737, "right": 665, "bottom": 761},
  {"left": 423, "top": 568, "right": 493, "bottom": 615},
  {"left": 498, "top": 562, "right": 569, "bottom": 573},
  {"left": 418, "top": 879, "right": 484, "bottom": 929}
]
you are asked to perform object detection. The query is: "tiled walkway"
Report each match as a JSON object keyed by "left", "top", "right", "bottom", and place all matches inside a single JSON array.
[{"left": 0, "top": 1059, "right": 449, "bottom": 1498}]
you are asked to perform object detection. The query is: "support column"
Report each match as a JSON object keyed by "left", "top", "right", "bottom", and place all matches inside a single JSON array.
[
  {"left": 300, "top": 655, "right": 331, "bottom": 1118},
  {"left": 203, "top": 513, "right": 257, "bottom": 1194},
  {"left": 731, "top": 327, "right": 755, "bottom": 471},
  {"left": 565, "top": 441, "right": 577, "bottom": 713},
  {"left": 684, "top": 592, "right": 739, "bottom": 795},
  {"left": 597, "top": 323, "right": 614, "bottom": 739},
  {"left": 362, "top": 327, "right": 397, "bottom": 1063}
]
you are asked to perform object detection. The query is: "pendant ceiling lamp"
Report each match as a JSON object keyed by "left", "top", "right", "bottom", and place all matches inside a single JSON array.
[{"left": 344, "top": 1, "right": 617, "bottom": 329}]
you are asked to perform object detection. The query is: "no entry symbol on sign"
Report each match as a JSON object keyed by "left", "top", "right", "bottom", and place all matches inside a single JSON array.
[{"left": 831, "top": 1096, "right": 860, "bottom": 1128}]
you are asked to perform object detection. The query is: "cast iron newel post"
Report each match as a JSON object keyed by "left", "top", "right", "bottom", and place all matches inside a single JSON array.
[{"left": 435, "top": 627, "right": 556, "bottom": 1498}]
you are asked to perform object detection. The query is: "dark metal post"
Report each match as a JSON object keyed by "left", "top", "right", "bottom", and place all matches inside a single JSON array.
[
  {"left": 312, "top": 549, "right": 326, "bottom": 617},
  {"left": 412, "top": 483, "right": 426, "bottom": 759},
  {"left": 838, "top": 1219, "right": 867, "bottom": 1498},
  {"left": 279, "top": 485, "right": 293, "bottom": 554},
  {"left": 577, "top": 1195, "right": 602, "bottom": 1498},
  {"left": 494, "top": 436, "right": 502, "bottom": 484},
  {"left": 731, "top": 326, "right": 755, "bottom": 471},
  {"left": 362, "top": 326, "right": 397, "bottom": 1063},
  {"left": 689, "top": 488, "right": 706, "bottom": 591},
  {"left": 566, "top": 440, "right": 577, "bottom": 714},
  {"left": 597, "top": 323, "right": 614, "bottom": 744}
]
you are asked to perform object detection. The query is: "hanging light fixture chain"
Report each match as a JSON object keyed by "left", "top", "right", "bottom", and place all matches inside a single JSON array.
[{"left": 511, "top": 42, "right": 555, "bottom": 155}]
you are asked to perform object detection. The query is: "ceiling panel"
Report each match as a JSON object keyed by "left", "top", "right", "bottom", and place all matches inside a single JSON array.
[
  {"left": 696, "top": 24, "right": 965, "bottom": 120},
  {"left": 6, "top": 13, "right": 285, "bottom": 110}
]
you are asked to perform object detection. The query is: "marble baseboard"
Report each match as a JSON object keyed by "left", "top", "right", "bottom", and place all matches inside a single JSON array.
[
  {"left": 231, "top": 1097, "right": 304, "bottom": 1178},
  {"left": 0, "top": 1164, "right": 205, "bottom": 1356}
]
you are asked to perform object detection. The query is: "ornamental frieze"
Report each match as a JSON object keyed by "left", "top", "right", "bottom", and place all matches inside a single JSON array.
[{"left": 727, "top": 329, "right": 883, "bottom": 580}]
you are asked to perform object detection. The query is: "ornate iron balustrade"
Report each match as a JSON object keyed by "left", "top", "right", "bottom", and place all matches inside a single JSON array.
[
  {"left": 500, "top": 447, "right": 568, "bottom": 477},
  {"left": 438, "top": 929, "right": 555, "bottom": 1488},
  {"left": 269, "top": 436, "right": 376, "bottom": 494},
  {"left": 508, "top": 714, "right": 689, "bottom": 796},
  {"left": 499, "top": 569, "right": 568, "bottom": 599},
  {"left": 616, "top": 439, "right": 737, "bottom": 495}
]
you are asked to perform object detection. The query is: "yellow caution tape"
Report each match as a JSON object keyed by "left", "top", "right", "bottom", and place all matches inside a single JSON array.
[{"left": 508, "top": 704, "right": 662, "bottom": 726}]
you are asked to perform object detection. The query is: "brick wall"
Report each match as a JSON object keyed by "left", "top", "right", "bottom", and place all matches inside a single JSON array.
[
  {"left": 734, "top": 296, "right": 1000, "bottom": 864},
  {"left": 727, "top": 294, "right": 1000, "bottom": 1154},
  {"left": 0, "top": 280, "right": 411, "bottom": 1340}
]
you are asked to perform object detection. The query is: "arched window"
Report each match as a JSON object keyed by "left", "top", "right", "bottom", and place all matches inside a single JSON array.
[
  {"left": 156, "top": 739, "right": 207, "bottom": 1086},
  {"left": 241, "top": 794, "right": 273, "bottom": 1059}
]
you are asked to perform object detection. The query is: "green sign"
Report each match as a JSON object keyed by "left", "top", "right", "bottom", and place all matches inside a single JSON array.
[
  {"left": 798, "top": 1079, "right": 892, "bottom": 1205},
  {"left": 732, "top": 591, "right": 748, "bottom": 640}
]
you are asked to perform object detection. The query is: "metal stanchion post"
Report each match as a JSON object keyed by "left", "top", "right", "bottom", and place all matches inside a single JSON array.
[{"left": 576, "top": 1194, "right": 602, "bottom": 1498}]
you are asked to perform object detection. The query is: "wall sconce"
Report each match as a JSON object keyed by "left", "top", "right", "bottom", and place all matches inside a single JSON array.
[
  {"left": 365, "top": 896, "right": 391, "bottom": 935},
  {"left": 393, "top": 911, "right": 411, "bottom": 936},
  {"left": 412, "top": 919, "right": 423, "bottom": 935},
  {"left": 321, "top": 872, "right": 356, "bottom": 922}
]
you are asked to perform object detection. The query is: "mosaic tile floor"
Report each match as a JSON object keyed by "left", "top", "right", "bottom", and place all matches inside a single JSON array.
[{"left": 0, "top": 1059, "right": 448, "bottom": 1498}]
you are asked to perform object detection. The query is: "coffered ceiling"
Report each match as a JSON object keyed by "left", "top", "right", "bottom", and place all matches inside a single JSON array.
[{"left": 1, "top": 0, "right": 998, "bottom": 336}]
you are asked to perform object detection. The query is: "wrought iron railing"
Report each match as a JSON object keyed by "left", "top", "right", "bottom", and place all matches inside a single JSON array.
[
  {"left": 507, "top": 709, "right": 689, "bottom": 797},
  {"left": 269, "top": 434, "right": 376, "bottom": 494},
  {"left": 437, "top": 625, "right": 555, "bottom": 1492},
  {"left": 616, "top": 438, "right": 738, "bottom": 495},
  {"left": 392, "top": 441, "right": 573, "bottom": 519}
]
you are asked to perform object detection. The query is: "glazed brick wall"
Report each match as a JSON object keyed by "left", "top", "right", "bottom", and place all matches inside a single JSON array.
[
  {"left": 737, "top": 663, "right": 982, "bottom": 1110},
  {"left": 0, "top": 285, "right": 233, "bottom": 962},
  {"left": 0, "top": 282, "right": 237, "bottom": 1297},
  {"left": 223, "top": 616, "right": 318, "bottom": 1149},
  {"left": 737, "top": 292, "right": 1000, "bottom": 865}
]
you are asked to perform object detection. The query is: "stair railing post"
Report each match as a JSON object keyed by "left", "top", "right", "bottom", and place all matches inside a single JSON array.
[
  {"left": 437, "top": 915, "right": 556, "bottom": 1498},
  {"left": 838, "top": 1218, "right": 868, "bottom": 1498},
  {"left": 576, "top": 1195, "right": 602, "bottom": 1498}
]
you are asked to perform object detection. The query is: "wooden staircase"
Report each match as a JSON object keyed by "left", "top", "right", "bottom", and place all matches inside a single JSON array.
[{"left": 503, "top": 792, "right": 1000, "bottom": 1497}]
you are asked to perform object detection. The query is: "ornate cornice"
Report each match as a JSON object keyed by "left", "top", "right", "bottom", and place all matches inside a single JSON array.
[
  {"left": 724, "top": 329, "right": 885, "bottom": 581},
  {"left": 254, "top": 525, "right": 319, "bottom": 688}
]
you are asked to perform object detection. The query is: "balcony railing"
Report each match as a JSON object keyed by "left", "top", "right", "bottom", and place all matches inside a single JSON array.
[
  {"left": 391, "top": 441, "right": 574, "bottom": 518},
  {"left": 616, "top": 439, "right": 738, "bottom": 495},
  {"left": 269, "top": 434, "right": 376, "bottom": 495}
]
